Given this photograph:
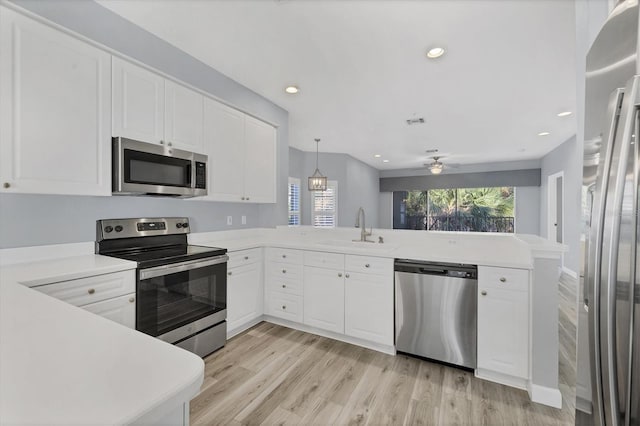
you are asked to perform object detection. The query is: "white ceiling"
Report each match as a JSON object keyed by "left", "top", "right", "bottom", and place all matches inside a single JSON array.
[{"left": 99, "top": 0, "right": 577, "bottom": 170}]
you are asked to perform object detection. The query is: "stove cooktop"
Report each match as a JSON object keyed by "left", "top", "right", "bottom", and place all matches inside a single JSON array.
[{"left": 105, "top": 244, "right": 227, "bottom": 269}]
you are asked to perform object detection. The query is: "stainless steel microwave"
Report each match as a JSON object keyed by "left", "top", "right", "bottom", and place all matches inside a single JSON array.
[{"left": 112, "top": 137, "right": 207, "bottom": 197}]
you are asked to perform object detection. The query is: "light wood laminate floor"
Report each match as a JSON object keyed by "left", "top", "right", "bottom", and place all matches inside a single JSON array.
[{"left": 191, "top": 274, "right": 577, "bottom": 425}]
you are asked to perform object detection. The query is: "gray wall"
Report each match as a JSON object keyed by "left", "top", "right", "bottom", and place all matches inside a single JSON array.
[
  {"left": 539, "top": 136, "right": 582, "bottom": 274},
  {"left": 0, "top": 0, "right": 289, "bottom": 248},
  {"left": 288, "top": 148, "right": 380, "bottom": 228},
  {"left": 378, "top": 159, "right": 542, "bottom": 235}
]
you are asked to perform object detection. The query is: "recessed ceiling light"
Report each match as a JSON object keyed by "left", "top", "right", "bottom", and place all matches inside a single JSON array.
[
  {"left": 284, "top": 85, "right": 299, "bottom": 94},
  {"left": 557, "top": 111, "right": 572, "bottom": 117},
  {"left": 374, "top": 154, "right": 381, "bottom": 158},
  {"left": 383, "top": 159, "right": 390, "bottom": 163},
  {"left": 427, "top": 47, "right": 445, "bottom": 59},
  {"left": 538, "top": 132, "right": 550, "bottom": 136}
]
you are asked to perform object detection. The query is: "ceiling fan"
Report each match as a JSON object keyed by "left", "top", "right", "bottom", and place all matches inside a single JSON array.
[{"left": 424, "top": 156, "right": 459, "bottom": 174}]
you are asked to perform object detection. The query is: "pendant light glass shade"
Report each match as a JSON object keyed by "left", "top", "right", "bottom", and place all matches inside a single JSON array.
[{"left": 308, "top": 138, "right": 328, "bottom": 191}]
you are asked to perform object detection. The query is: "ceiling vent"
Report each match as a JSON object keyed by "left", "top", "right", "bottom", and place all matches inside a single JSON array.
[{"left": 406, "top": 117, "right": 425, "bottom": 125}]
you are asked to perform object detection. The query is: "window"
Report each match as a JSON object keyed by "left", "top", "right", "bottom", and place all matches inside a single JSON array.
[
  {"left": 312, "top": 180, "right": 338, "bottom": 228},
  {"left": 393, "top": 187, "right": 515, "bottom": 233},
  {"left": 288, "top": 177, "right": 301, "bottom": 226}
]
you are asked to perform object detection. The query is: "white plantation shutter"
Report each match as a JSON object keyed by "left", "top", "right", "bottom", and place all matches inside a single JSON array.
[
  {"left": 312, "top": 181, "right": 337, "bottom": 228},
  {"left": 288, "top": 177, "right": 301, "bottom": 226}
]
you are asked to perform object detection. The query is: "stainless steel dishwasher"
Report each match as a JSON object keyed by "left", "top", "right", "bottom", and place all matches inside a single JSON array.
[{"left": 395, "top": 259, "right": 477, "bottom": 369}]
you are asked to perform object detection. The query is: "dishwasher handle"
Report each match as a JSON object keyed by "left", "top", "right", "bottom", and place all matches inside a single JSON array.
[{"left": 394, "top": 259, "right": 477, "bottom": 278}]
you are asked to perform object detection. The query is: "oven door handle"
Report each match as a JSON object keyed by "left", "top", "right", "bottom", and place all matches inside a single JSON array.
[{"left": 139, "top": 255, "right": 228, "bottom": 280}]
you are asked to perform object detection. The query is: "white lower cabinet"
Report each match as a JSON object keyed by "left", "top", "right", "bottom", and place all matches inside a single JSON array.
[
  {"left": 227, "top": 260, "right": 263, "bottom": 333},
  {"left": 33, "top": 270, "right": 136, "bottom": 328},
  {"left": 303, "top": 266, "right": 345, "bottom": 334},
  {"left": 266, "top": 292, "right": 303, "bottom": 323},
  {"left": 82, "top": 293, "right": 136, "bottom": 329},
  {"left": 477, "top": 266, "right": 529, "bottom": 383},
  {"left": 344, "top": 271, "right": 393, "bottom": 345}
]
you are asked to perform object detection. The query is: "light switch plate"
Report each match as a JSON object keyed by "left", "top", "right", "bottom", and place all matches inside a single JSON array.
[
  {"left": 226, "top": 216, "right": 232, "bottom": 225},
  {"left": 241, "top": 215, "right": 247, "bottom": 225}
]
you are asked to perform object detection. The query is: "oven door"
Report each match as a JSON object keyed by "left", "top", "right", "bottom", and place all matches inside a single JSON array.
[{"left": 136, "top": 255, "right": 227, "bottom": 343}]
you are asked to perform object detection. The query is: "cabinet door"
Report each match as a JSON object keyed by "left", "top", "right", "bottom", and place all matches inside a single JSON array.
[
  {"left": 477, "top": 286, "right": 528, "bottom": 378},
  {"left": 227, "top": 262, "right": 263, "bottom": 332},
  {"left": 244, "top": 115, "right": 276, "bottom": 203},
  {"left": 303, "top": 266, "right": 344, "bottom": 334},
  {"left": 203, "top": 98, "right": 246, "bottom": 201},
  {"left": 165, "top": 80, "right": 204, "bottom": 153},
  {"left": 0, "top": 7, "right": 111, "bottom": 196},
  {"left": 82, "top": 293, "right": 136, "bottom": 329},
  {"left": 344, "top": 271, "right": 393, "bottom": 345},
  {"left": 112, "top": 57, "right": 164, "bottom": 144}
]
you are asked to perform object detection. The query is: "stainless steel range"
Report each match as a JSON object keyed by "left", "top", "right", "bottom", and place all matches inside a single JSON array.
[{"left": 96, "top": 217, "right": 228, "bottom": 357}]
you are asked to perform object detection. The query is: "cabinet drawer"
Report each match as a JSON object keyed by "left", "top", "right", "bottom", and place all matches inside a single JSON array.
[
  {"left": 34, "top": 270, "right": 135, "bottom": 307},
  {"left": 266, "top": 275, "right": 302, "bottom": 296},
  {"left": 228, "top": 248, "right": 262, "bottom": 269},
  {"left": 266, "top": 292, "right": 303, "bottom": 323},
  {"left": 478, "top": 266, "right": 529, "bottom": 292},
  {"left": 266, "top": 247, "right": 303, "bottom": 265},
  {"left": 82, "top": 292, "right": 136, "bottom": 329},
  {"left": 266, "top": 262, "right": 303, "bottom": 282},
  {"left": 345, "top": 255, "right": 393, "bottom": 276},
  {"left": 304, "top": 251, "right": 345, "bottom": 270}
]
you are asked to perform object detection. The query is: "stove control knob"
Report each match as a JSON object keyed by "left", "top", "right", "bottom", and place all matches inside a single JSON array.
[
  {"left": 115, "top": 225, "right": 123, "bottom": 232},
  {"left": 176, "top": 223, "right": 183, "bottom": 228},
  {"left": 104, "top": 226, "right": 113, "bottom": 233},
  {"left": 182, "top": 222, "right": 189, "bottom": 228}
]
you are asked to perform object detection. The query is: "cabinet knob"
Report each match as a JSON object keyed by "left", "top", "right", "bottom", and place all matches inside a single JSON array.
[
  {"left": 168, "top": 142, "right": 172, "bottom": 147},
  {"left": 3, "top": 182, "right": 10, "bottom": 189},
  {"left": 338, "top": 273, "right": 343, "bottom": 277},
  {"left": 345, "top": 273, "right": 350, "bottom": 278},
  {"left": 246, "top": 197, "right": 250, "bottom": 200},
  {"left": 282, "top": 254, "right": 287, "bottom": 258},
  {"left": 87, "top": 288, "right": 95, "bottom": 295},
  {"left": 241, "top": 197, "right": 246, "bottom": 200},
  {"left": 481, "top": 290, "right": 487, "bottom": 296},
  {"left": 282, "top": 305, "right": 286, "bottom": 310},
  {"left": 365, "top": 264, "right": 370, "bottom": 268},
  {"left": 228, "top": 271, "right": 232, "bottom": 276},
  {"left": 159, "top": 140, "right": 164, "bottom": 145},
  {"left": 244, "top": 256, "right": 249, "bottom": 260},
  {"left": 129, "top": 297, "right": 135, "bottom": 303},
  {"left": 282, "top": 284, "right": 286, "bottom": 288},
  {"left": 499, "top": 277, "right": 506, "bottom": 283},
  {"left": 282, "top": 269, "right": 287, "bottom": 274}
]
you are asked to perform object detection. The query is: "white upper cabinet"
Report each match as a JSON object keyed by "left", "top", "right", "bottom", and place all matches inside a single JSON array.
[
  {"left": 164, "top": 80, "right": 204, "bottom": 152},
  {"left": 202, "top": 98, "right": 277, "bottom": 203},
  {"left": 112, "top": 57, "right": 164, "bottom": 144},
  {"left": 204, "top": 99, "right": 246, "bottom": 201},
  {"left": 112, "top": 58, "right": 204, "bottom": 153},
  {"left": 244, "top": 115, "right": 277, "bottom": 203},
  {"left": 0, "top": 7, "right": 111, "bottom": 196}
]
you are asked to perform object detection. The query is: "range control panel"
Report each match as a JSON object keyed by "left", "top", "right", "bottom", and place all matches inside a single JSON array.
[{"left": 97, "top": 217, "right": 190, "bottom": 241}]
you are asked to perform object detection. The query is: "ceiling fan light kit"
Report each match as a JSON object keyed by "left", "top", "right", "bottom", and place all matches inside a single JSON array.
[
  {"left": 308, "top": 138, "right": 328, "bottom": 191},
  {"left": 428, "top": 156, "right": 444, "bottom": 174}
]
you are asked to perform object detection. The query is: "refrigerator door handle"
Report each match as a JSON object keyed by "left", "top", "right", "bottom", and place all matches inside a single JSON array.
[{"left": 601, "top": 75, "right": 640, "bottom": 426}]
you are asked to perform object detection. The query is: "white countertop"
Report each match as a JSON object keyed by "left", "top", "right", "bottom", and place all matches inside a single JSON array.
[
  {"left": 190, "top": 227, "right": 563, "bottom": 269},
  {"left": 0, "top": 253, "right": 205, "bottom": 425}
]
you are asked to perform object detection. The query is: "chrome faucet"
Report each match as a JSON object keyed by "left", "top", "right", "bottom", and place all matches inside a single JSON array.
[{"left": 354, "top": 207, "right": 373, "bottom": 242}]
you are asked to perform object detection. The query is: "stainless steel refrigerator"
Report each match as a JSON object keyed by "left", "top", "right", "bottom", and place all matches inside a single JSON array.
[{"left": 578, "top": 1, "right": 640, "bottom": 425}]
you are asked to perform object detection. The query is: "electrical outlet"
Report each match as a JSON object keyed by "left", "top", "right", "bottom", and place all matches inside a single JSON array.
[
  {"left": 226, "top": 216, "right": 232, "bottom": 226},
  {"left": 241, "top": 215, "right": 247, "bottom": 225}
]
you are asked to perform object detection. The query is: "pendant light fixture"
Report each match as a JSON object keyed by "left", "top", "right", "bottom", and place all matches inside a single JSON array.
[{"left": 308, "top": 138, "right": 328, "bottom": 191}]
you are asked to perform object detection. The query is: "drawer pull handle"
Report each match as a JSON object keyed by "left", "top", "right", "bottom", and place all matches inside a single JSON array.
[
  {"left": 282, "top": 305, "right": 286, "bottom": 310},
  {"left": 88, "top": 288, "right": 95, "bottom": 295},
  {"left": 345, "top": 273, "right": 350, "bottom": 278},
  {"left": 499, "top": 277, "right": 506, "bottom": 283},
  {"left": 282, "top": 269, "right": 287, "bottom": 274},
  {"left": 282, "top": 254, "right": 287, "bottom": 258},
  {"left": 365, "top": 264, "right": 370, "bottom": 268},
  {"left": 338, "top": 273, "right": 343, "bottom": 277},
  {"left": 481, "top": 290, "right": 487, "bottom": 296},
  {"left": 244, "top": 256, "right": 249, "bottom": 260},
  {"left": 282, "top": 284, "right": 286, "bottom": 288},
  {"left": 3, "top": 182, "right": 10, "bottom": 189},
  {"left": 129, "top": 297, "right": 135, "bottom": 303},
  {"left": 228, "top": 272, "right": 232, "bottom": 276}
]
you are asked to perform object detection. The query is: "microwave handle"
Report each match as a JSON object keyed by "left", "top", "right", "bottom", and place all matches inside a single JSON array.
[{"left": 139, "top": 255, "right": 228, "bottom": 280}]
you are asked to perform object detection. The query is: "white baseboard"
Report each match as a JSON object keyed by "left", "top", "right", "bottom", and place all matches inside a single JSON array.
[
  {"left": 227, "top": 316, "right": 265, "bottom": 339},
  {"left": 475, "top": 368, "right": 528, "bottom": 390},
  {"left": 561, "top": 267, "right": 578, "bottom": 279},
  {"left": 528, "top": 383, "right": 563, "bottom": 409}
]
